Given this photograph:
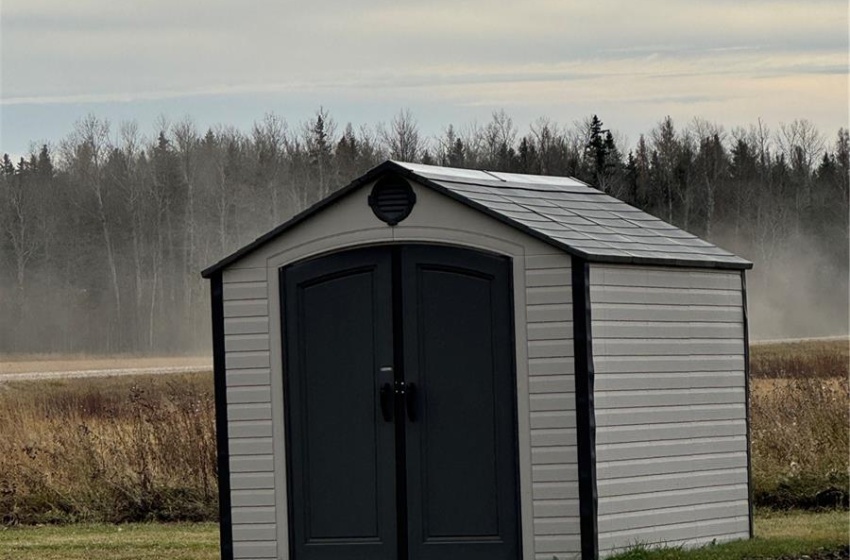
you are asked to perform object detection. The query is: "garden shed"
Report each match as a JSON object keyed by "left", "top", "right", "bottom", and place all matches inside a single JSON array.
[{"left": 202, "top": 160, "right": 754, "bottom": 560}]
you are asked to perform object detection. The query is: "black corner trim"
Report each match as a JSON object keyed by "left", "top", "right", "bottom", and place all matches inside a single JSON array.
[
  {"left": 211, "top": 273, "right": 234, "bottom": 560},
  {"left": 572, "top": 258, "right": 599, "bottom": 560},
  {"left": 741, "top": 271, "right": 754, "bottom": 538},
  {"left": 279, "top": 265, "right": 299, "bottom": 560}
]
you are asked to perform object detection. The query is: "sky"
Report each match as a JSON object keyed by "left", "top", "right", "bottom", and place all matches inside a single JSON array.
[{"left": 1, "top": 0, "right": 848, "bottom": 159}]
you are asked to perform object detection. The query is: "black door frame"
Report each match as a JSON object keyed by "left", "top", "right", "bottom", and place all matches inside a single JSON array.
[{"left": 280, "top": 243, "right": 522, "bottom": 560}]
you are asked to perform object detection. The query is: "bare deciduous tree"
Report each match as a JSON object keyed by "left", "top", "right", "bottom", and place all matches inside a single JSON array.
[
  {"left": 63, "top": 116, "right": 123, "bottom": 334},
  {"left": 380, "top": 109, "right": 423, "bottom": 163}
]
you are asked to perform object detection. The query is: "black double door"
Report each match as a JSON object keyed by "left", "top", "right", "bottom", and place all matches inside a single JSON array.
[{"left": 282, "top": 245, "right": 520, "bottom": 560}]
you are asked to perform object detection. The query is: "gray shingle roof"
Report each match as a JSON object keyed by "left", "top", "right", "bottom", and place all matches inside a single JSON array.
[
  {"left": 393, "top": 162, "right": 751, "bottom": 269},
  {"left": 202, "top": 160, "right": 751, "bottom": 277}
]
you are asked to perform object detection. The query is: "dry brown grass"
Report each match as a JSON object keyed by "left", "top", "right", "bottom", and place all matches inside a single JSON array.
[
  {"left": 749, "top": 340, "right": 849, "bottom": 509},
  {"left": 751, "top": 377, "right": 846, "bottom": 397},
  {"left": 750, "top": 339, "right": 848, "bottom": 379},
  {"left": 0, "top": 339, "right": 846, "bottom": 525},
  {"left": 0, "top": 373, "right": 217, "bottom": 524}
]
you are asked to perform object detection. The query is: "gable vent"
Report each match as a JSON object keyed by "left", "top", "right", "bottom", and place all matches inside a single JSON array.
[{"left": 368, "top": 175, "right": 417, "bottom": 226}]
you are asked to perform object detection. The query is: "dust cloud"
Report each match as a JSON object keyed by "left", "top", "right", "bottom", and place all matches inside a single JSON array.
[{"left": 723, "top": 231, "right": 849, "bottom": 340}]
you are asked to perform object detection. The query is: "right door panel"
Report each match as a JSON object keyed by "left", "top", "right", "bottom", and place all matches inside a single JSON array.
[{"left": 401, "top": 246, "right": 520, "bottom": 560}]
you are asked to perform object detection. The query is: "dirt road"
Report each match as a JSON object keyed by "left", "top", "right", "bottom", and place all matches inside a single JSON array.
[
  {"left": 751, "top": 335, "right": 848, "bottom": 345},
  {"left": 0, "top": 356, "right": 212, "bottom": 382}
]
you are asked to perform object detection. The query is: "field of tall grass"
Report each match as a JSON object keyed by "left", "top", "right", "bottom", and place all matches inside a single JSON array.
[
  {"left": 0, "top": 340, "right": 846, "bottom": 524},
  {"left": 0, "top": 374, "right": 217, "bottom": 524},
  {"left": 750, "top": 340, "right": 849, "bottom": 509}
]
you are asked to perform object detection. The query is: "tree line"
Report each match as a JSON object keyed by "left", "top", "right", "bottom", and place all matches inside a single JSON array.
[{"left": 1, "top": 110, "right": 847, "bottom": 354}]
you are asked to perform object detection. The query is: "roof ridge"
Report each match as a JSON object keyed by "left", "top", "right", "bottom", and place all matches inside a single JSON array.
[
  {"left": 434, "top": 177, "right": 607, "bottom": 195},
  {"left": 481, "top": 170, "right": 507, "bottom": 182}
]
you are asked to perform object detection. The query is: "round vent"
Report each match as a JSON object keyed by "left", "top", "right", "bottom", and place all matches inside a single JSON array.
[{"left": 368, "top": 175, "right": 417, "bottom": 226}]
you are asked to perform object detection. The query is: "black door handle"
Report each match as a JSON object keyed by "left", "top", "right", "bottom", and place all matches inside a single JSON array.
[
  {"left": 406, "top": 382, "right": 417, "bottom": 422},
  {"left": 379, "top": 383, "right": 393, "bottom": 422}
]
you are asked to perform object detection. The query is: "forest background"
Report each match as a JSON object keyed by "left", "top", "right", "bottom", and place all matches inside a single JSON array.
[{"left": 1, "top": 110, "right": 847, "bottom": 355}]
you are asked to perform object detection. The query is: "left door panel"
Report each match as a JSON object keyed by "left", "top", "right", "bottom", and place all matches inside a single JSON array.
[{"left": 282, "top": 248, "right": 397, "bottom": 560}]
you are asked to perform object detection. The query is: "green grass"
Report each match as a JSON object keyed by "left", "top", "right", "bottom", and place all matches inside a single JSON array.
[
  {"left": 0, "top": 511, "right": 845, "bottom": 560},
  {"left": 0, "top": 522, "right": 220, "bottom": 560},
  {"left": 609, "top": 510, "right": 849, "bottom": 559}
]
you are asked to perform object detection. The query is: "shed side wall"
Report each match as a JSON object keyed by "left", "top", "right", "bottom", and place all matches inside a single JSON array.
[
  {"left": 589, "top": 264, "right": 749, "bottom": 557},
  {"left": 525, "top": 254, "right": 580, "bottom": 559},
  {"left": 219, "top": 182, "right": 579, "bottom": 560},
  {"left": 222, "top": 266, "right": 277, "bottom": 559}
]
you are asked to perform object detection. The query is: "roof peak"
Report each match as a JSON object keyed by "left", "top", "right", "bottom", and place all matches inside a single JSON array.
[{"left": 202, "top": 160, "right": 751, "bottom": 277}]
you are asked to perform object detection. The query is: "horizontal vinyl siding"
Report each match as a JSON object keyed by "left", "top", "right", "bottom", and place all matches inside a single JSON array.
[
  {"left": 598, "top": 500, "right": 749, "bottom": 533},
  {"left": 232, "top": 489, "right": 276, "bottom": 507},
  {"left": 598, "top": 517, "right": 750, "bottom": 554},
  {"left": 596, "top": 451, "right": 747, "bottom": 480},
  {"left": 222, "top": 267, "right": 277, "bottom": 560},
  {"left": 590, "top": 265, "right": 748, "bottom": 557},
  {"left": 526, "top": 254, "right": 580, "bottom": 560},
  {"left": 592, "top": 303, "right": 742, "bottom": 323}
]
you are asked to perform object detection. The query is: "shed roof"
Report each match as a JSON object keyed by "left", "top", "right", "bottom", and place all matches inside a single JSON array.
[{"left": 202, "top": 160, "right": 751, "bottom": 277}]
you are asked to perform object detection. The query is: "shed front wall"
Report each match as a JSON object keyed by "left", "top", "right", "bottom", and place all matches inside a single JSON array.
[
  {"left": 589, "top": 264, "right": 749, "bottom": 557},
  {"left": 220, "top": 181, "right": 579, "bottom": 560}
]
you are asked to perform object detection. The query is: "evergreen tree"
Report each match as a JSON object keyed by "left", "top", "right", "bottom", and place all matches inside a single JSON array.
[
  {"left": 584, "top": 115, "right": 607, "bottom": 176},
  {"left": 36, "top": 145, "right": 55, "bottom": 179},
  {"left": 305, "top": 108, "right": 335, "bottom": 198}
]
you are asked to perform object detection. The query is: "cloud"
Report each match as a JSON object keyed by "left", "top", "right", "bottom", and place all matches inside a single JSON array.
[
  {"left": 4, "top": 46, "right": 843, "bottom": 107},
  {"left": 1, "top": 0, "right": 846, "bottom": 155},
  {"left": 3, "top": 0, "right": 846, "bottom": 99}
]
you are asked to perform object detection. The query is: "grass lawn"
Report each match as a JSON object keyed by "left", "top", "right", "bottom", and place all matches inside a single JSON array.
[
  {"left": 0, "top": 522, "right": 219, "bottom": 560},
  {"left": 609, "top": 509, "right": 849, "bottom": 559},
  {"left": 0, "top": 510, "right": 845, "bottom": 559}
]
